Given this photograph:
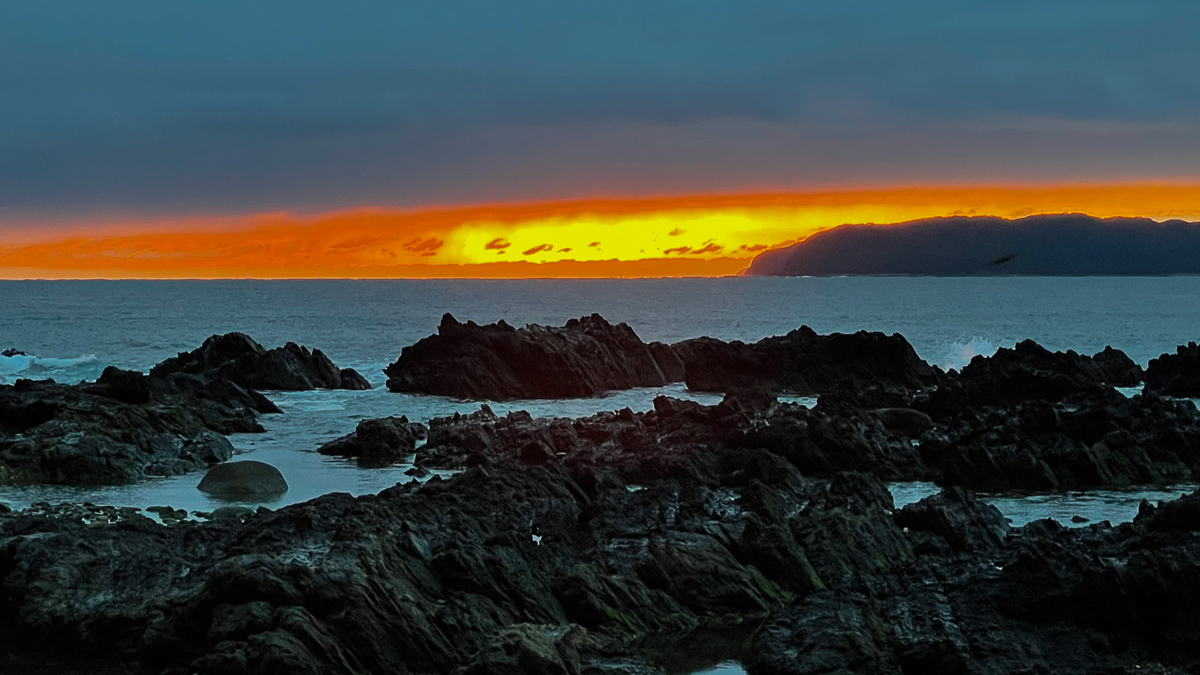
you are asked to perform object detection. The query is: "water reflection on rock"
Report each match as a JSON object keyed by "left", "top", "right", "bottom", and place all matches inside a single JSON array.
[{"left": 890, "top": 481, "right": 1200, "bottom": 527}]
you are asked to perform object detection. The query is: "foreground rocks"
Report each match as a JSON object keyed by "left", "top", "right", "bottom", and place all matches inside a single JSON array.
[
  {"left": 750, "top": 492, "right": 1200, "bottom": 675},
  {"left": 4, "top": 394, "right": 1200, "bottom": 674},
  {"left": 0, "top": 435, "right": 807, "bottom": 673},
  {"left": 385, "top": 314, "right": 682, "bottom": 399},
  {"left": 1145, "top": 341, "right": 1200, "bottom": 397},
  {"left": 152, "top": 332, "right": 371, "bottom": 391}
]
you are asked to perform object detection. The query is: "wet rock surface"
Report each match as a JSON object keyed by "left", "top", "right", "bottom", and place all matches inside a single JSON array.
[
  {"left": 922, "top": 385, "right": 1200, "bottom": 491},
  {"left": 151, "top": 332, "right": 371, "bottom": 391},
  {"left": 0, "top": 426, "right": 804, "bottom": 674},
  {"left": 0, "top": 332, "right": 373, "bottom": 486},
  {"left": 924, "top": 340, "right": 1142, "bottom": 414},
  {"left": 672, "top": 326, "right": 942, "bottom": 399},
  {"left": 1145, "top": 341, "right": 1200, "bottom": 397},
  {"left": 3, "top": 395, "right": 1200, "bottom": 674},
  {"left": 751, "top": 492, "right": 1200, "bottom": 675},
  {"left": 196, "top": 460, "right": 289, "bottom": 499},
  {"left": 0, "top": 376, "right": 252, "bottom": 485},
  {"left": 6, "top": 324, "right": 1200, "bottom": 673},
  {"left": 317, "top": 416, "right": 428, "bottom": 467},
  {"left": 385, "top": 313, "right": 681, "bottom": 400}
]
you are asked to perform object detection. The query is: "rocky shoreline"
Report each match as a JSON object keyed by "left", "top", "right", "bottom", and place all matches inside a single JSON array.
[
  {"left": 0, "top": 334, "right": 368, "bottom": 486},
  {"left": 2, "top": 317, "right": 1200, "bottom": 673}
]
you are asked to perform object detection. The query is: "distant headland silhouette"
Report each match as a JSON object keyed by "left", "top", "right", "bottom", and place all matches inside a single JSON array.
[{"left": 744, "top": 214, "right": 1200, "bottom": 276}]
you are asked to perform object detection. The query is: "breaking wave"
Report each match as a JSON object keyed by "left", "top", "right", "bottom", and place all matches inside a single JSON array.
[
  {"left": 936, "top": 338, "right": 998, "bottom": 371},
  {"left": 0, "top": 353, "right": 100, "bottom": 384}
]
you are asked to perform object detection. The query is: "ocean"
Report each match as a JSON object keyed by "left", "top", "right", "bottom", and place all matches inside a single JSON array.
[{"left": 2, "top": 277, "right": 1199, "bottom": 522}]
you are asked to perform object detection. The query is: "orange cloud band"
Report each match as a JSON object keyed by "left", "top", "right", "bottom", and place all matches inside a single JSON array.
[{"left": 2, "top": 184, "right": 1198, "bottom": 279}]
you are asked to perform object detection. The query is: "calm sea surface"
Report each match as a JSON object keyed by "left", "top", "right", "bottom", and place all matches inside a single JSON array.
[{"left": 1, "top": 277, "right": 1198, "bottom": 523}]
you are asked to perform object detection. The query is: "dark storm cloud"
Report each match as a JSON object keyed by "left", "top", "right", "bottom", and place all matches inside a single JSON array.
[{"left": 1, "top": 1, "right": 1198, "bottom": 219}]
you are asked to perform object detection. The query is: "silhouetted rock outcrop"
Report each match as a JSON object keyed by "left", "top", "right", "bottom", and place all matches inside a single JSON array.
[
  {"left": 384, "top": 314, "right": 681, "bottom": 400},
  {"left": 922, "top": 340, "right": 1142, "bottom": 416},
  {"left": 151, "top": 332, "right": 371, "bottom": 391},
  {"left": 1145, "top": 342, "right": 1200, "bottom": 397},
  {"left": 672, "top": 326, "right": 942, "bottom": 399},
  {"left": 745, "top": 214, "right": 1200, "bottom": 276}
]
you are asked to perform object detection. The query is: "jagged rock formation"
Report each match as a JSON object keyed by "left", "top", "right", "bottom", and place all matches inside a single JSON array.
[
  {"left": 151, "top": 332, "right": 371, "bottom": 391},
  {"left": 1145, "top": 341, "right": 1200, "bottom": 397},
  {"left": 0, "top": 331, "right": 370, "bottom": 486},
  {"left": 922, "top": 340, "right": 1142, "bottom": 414},
  {"left": 0, "top": 371, "right": 259, "bottom": 485},
  {"left": 384, "top": 314, "right": 681, "bottom": 400},
  {"left": 317, "top": 416, "right": 428, "bottom": 468},
  {"left": 672, "top": 326, "right": 943, "bottom": 399},
  {"left": 3, "top": 393, "right": 1200, "bottom": 673}
]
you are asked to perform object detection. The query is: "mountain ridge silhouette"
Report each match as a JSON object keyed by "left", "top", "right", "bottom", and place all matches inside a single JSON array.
[{"left": 744, "top": 214, "right": 1200, "bottom": 276}]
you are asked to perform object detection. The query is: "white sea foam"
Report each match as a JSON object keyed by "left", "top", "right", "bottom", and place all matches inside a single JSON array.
[
  {"left": 937, "top": 337, "right": 998, "bottom": 371},
  {"left": 0, "top": 353, "right": 100, "bottom": 384}
]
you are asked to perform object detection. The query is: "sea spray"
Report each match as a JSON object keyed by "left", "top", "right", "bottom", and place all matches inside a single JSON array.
[
  {"left": 0, "top": 353, "right": 100, "bottom": 384},
  {"left": 938, "top": 337, "right": 997, "bottom": 371}
]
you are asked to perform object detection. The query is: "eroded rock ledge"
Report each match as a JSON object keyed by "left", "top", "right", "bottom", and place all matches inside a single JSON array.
[{"left": 4, "top": 395, "right": 1200, "bottom": 674}]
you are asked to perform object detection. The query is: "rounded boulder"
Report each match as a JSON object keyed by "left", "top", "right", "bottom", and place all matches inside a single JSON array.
[{"left": 197, "top": 460, "right": 288, "bottom": 499}]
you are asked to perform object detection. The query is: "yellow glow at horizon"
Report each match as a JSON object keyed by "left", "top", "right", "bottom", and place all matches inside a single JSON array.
[
  {"left": 2, "top": 184, "right": 1199, "bottom": 278},
  {"left": 443, "top": 204, "right": 993, "bottom": 265}
]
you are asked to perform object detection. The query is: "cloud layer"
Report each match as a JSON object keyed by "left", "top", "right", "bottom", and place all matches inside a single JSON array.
[{"left": 2, "top": 2, "right": 1199, "bottom": 222}]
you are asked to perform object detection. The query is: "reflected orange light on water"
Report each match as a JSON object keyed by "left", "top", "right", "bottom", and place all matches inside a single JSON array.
[{"left": 2, "top": 184, "right": 1198, "bottom": 278}]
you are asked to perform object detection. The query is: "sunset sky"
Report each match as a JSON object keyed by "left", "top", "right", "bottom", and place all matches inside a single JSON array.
[{"left": 3, "top": 2, "right": 1199, "bottom": 278}]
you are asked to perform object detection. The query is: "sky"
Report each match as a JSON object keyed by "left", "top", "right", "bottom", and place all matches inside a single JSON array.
[{"left": 2, "top": 2, "right": 1199, "bottom": 278}]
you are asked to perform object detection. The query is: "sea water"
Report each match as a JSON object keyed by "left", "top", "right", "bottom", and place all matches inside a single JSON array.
[
  {"left": 2, "top": 277, "right": 1199, "bottom": 523},
  {"left": 4, "top": 278, "right": 1199, "bottom": 675}
]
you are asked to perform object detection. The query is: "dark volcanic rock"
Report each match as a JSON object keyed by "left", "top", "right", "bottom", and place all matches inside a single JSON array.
[
  {"left": 4, "top": 388, "right": 1200, "bottom": 674},
  {"left": 926, "top": 388, "right": 1200, "bottom": 490},
  {"left": 415, "top": 394, "right": 926, "bottom": 482},
  {"left": 88, "top": 366, "right": 152, "bottom": 404},
  {"left": 924, "top": 340, "right": 1142, "bottom": 416},
  {"left": 0, "top": 377, "right": 254, "bottom": 485},
  {"left": 751, "top": 489, "right": 1200, "bottom": 675},
  {"left": 0, "top": 435, "right": 813, "bottom": 673},
  {"left": 384, "top": 314, "right": 680, "bottom": 400},
  {"left": 870, "top": 408, "right": 934, "bottom": 437},
  {"left": 317, "top": 416, "right": 428, "bottom": 467},
  {"left": 672, "top": 326, "right": 941, "bottom": 398},
  {"left": 196, "top": 460, "right": 289, "bottom": 499},
  {"left": 894, "top": 487, "right": 1009, "bottom": 553},
  {"left": 151, "top": 332, "right": 371, "bottom": 391},
  {"left": 1091, "top": 345, "right": 1145, "bottom": 387},
  {"left": 0, "top": 330, "right": 344, "bottom": 486},
  {"left": 1145, "top": 342, "right": 1200, "bottom": 397}
]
